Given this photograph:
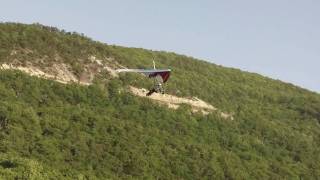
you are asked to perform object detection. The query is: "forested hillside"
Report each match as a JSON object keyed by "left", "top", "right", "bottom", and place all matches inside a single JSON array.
[{"left": 0, "top": 23, "right": 320, "bottom": 179}]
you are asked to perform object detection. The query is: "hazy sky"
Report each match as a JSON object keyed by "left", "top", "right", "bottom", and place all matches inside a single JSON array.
[{"left": 1, "top": 0, "right": 319, "bottom": 92}]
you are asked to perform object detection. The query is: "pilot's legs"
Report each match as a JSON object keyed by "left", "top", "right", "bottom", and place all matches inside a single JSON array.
[
  {"left": 146, "top": 88, "right": 156, "bottom": 96},
  {"left": 146, "top": 82, "right": 164, "bottom": 96}
]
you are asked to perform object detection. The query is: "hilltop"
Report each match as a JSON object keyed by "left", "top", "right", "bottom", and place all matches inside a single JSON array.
[{"left": 0, "top": 23, "right": 319, "bottom": 179}]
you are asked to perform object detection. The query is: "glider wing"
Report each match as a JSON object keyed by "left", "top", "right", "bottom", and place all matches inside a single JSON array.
[{"left": 116, "top": 69, "right": 171, "bottom": 83}]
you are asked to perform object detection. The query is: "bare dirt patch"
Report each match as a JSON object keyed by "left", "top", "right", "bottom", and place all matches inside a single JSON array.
[
  {"left": 0, "top": 63, "right": 85, "bottom": 85},
  {"left": 129, "top": 86, "right": 233, "bottom": 119}
]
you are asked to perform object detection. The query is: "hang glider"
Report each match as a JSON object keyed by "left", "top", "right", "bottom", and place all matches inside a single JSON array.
[{"left": 116, "top": 61, "right": 171, "bottom": 96}]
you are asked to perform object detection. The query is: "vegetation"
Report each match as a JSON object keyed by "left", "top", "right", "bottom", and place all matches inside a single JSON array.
[{"left": 0, "top": 22, "right": 320, "bottom": 179}]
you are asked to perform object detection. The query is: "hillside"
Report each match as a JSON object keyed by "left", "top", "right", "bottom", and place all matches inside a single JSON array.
[{"left": 0, "top": 23, "right": 320, "bottom": 179}]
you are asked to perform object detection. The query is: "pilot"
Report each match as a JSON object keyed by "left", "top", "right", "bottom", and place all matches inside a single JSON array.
[{"left": 146, "top": 75, "right": 163, "bottom": 96}]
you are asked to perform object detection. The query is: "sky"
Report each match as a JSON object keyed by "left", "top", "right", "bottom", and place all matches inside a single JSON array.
[{"left": 1, "top": 0, "right": 319, "bottom": 92}]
